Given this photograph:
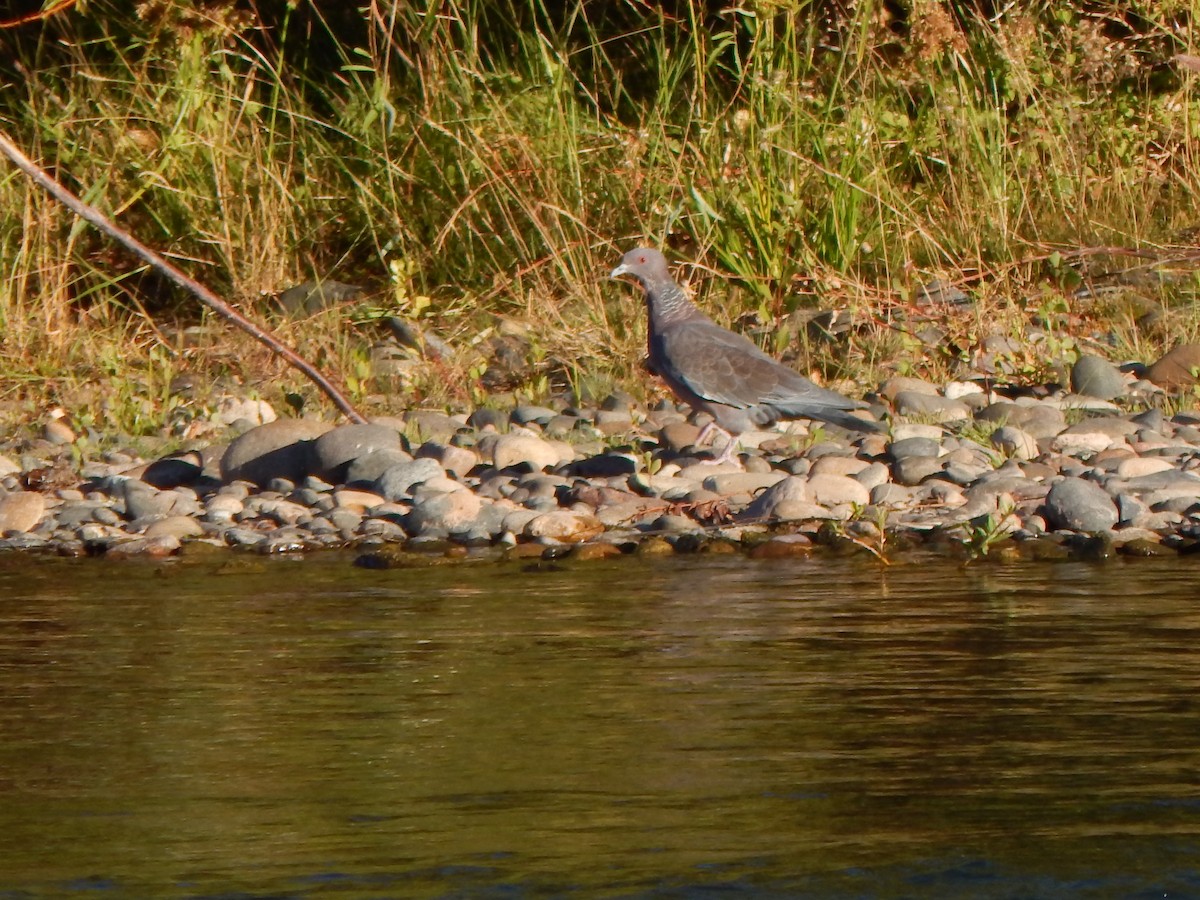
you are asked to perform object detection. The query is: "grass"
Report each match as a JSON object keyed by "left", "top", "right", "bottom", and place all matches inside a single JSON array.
[{"left": 4, "top": 1, "right": 1200, "bottom": 436}]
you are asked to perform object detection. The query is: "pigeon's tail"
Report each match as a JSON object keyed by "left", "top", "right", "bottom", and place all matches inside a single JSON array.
[{"left": 791, "top": 404, "right": 887, "bottom": 434}]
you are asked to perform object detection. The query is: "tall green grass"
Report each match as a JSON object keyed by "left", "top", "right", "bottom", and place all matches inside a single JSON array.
[{"left": 2, "top": 0, "right": 1200, "bottom": 427}]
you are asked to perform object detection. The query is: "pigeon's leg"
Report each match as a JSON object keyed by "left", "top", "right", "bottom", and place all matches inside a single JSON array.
[
  {"left": 693, "top": 420, "right": 741, "bottom": 465},
  {"left": 704, "top": 433, "right": 743, "bottom": 466}
]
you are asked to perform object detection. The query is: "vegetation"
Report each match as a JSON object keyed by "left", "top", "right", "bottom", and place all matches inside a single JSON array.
[{"left": 3, "top": 0, "right": 1200, "bottom": 434}]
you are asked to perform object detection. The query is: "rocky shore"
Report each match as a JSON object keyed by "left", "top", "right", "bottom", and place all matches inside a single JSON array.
[{"left": 4, "top": 349, "right": 1200, "bottom": 565}]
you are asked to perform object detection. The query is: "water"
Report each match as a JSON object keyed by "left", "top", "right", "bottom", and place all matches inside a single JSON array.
[{"left": 2, "top": 552, "right": 1200, "bottom": 898}]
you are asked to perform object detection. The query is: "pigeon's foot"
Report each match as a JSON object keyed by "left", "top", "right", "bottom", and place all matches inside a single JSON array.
[{"left": 699, "top": 432, "right": 744, "bottom": 467}]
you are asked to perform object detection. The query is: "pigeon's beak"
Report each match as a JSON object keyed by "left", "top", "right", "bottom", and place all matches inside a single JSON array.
[{"left": 610, "top": 263, "right": 631, "bottom": 279}]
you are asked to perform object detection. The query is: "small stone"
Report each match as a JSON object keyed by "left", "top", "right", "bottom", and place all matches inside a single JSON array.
[
  {"left": 1043, "top": 477, "right": 1119, "bottom": 533},
  {"left": 871, "top": 483, "right": 913, "bottom": 506},
  {"left": 511, "top": 405, "right": 558, "bottom": 426},
  {"left": 852, "top": 462, "right": 891, "bottom": 491},
  {"left": 105, "top": 534, "right": 182, "bottom": 559},
  {"left": 405, "top": 490, "right": 485, "bottom": 537},
  {"left": 991, "top": 426, "right": 1039, "bottom": 461},
  {"left": 702, "top": 472, "right": 786, "bottom": 496},
  {"left": 1116, "top": 457, "right": 1175, "bottom": 479},
  {"left": 809, "top": 456, "right": 870, "bottom": 477},
  {"left": 593, "top": 410, "right": 634, "bottom": 436},
  {"left": 213, "top": 397, "right": 277, "bottom": 427},
  {"left": 1146, "top": 344, "right": 1200, "bottom": 389},
  {"left": 748, "top": 534, "right": 814, "bottom": 559},
  {"left": 524, "top": 511, "right": 604, "bottom": 543},
  {"left": 636, "top": 536, "right": 675, "bottom": 556},
  {"left": 143, "top": 516, "right": 205, "bottom": 540},
  {"left": 659, "top": 422, "right": 703, "bottom": 452},
  {"left": 43, "top": 418, "right": 76, "bottom": 445},
  {"left": 888, "top": 436, "right": 942, "bottom": 461},
  {"left": 740, "top": 476, "right": 809, "bottom": 522},
  {"left": 893, "top": 392, "right": 971, "bottom": 422},
  {"left": 568, "top": 542, "right": 623, "bottom": 561},
  {"left": 807, "top": 473, "right": 870, "bottom": 507},
  {"left": 490, "top": 433, "right": 571, "bottom": 471},
  {"left": 310, "top": 423, "right": 402, "bottom": 483},
  {"left": 220, "top": 419, "right": 333, "bottom": 486},
  {"left": 878, "top": 377, "right": 939, "bottom": 401},
  {"left": 1050, "top": 432, "right": 1115, "bottom": 454},
  {"left": 0, "top": 491, "right": 46, "bottom": 533},
  {"left": 404, "top": 409, "right": 462, "bottom": 444},
  {"left": 467, "top": 407, "right": 508, "bottom": 431},
  {"left": 1071, "top": 355, "right": 1126, "bottom": 400},
  {"left": 415, "top": 442, "right": 478, "bottom": 478},
  {"left": 333, "top": 489, "right": 385, "bottom": 513},
  {"left": 892, "top": 456, "right": 944, "bottom": 486},
  {"left": 375, "top": 458, "right": 445, "bottom": 501},
  {"left": 140, "top": 454, "right": 204, "bottom": 489}
]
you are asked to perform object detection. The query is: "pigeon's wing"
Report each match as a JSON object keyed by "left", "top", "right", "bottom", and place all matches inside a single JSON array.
[
  {"left": 655, "top": 320, "right": 795, "bottom": 410},
  {"left": 654, "top": 319, "right": 884, "bottom": 432}
]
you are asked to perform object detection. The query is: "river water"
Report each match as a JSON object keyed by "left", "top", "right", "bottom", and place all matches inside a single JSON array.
[{"left": 1, "top": 551, "right": 1199, "bottom": 897}]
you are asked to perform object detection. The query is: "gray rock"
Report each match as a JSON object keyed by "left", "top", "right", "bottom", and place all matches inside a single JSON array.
[
  {"left": 893, "top": 391, "right": 971, "bottom": 422},
  {"left": 405, "top": 489, "right": 485, "bottom": 537},
  {"left": 511, "top": 405, "right": 558, "bottom": 426},
  {"left": 888, "top": 436, "right": 942, "bottom": 461},
  {"left": 375, "top": 458, "right": 445, "bottom": 501},
  {"left": 1070, "top": 354, "right": 1127, "bottom": 399},
  {"left": 739, "top": 476, "right": 809, "bottom": 521},
  {"left": 467, "top": 407, "right": 508, "bottom": 431},
  {"left": 310, "top": 423, "right": 403, "bottom": 483},
  {"left": 345, "top": 448, "right": 414, "bottom": 485},
  {"left": 119, "top": 482, "right": 182, "bottom": 520},
  {"left": 143, "top": 516, "right": 206, "bottom": 540},
  {"left": 702, "top": 472, "right": 786, "bottom": 496},
  {"left": 807, "top": 473, "right": 870, "bottom": 506},
  {"left": 566, "top": 454, "right": 638, "bottom": 478},
  {"left": 991, "top": 425, "right": 1038, "bottom": 460},
  {"left": 404, "top": 409, "right": 461, "bottom": 443},
  {"left": 220, "top": 419, "right": 333, "bottom": 487},
  {"left": 892, "top": 456, "right": 944, "bottom": 486},
  {"left": 415, "top": 442, "right": 478, "bottom": 478},
  {"left": 488, "top": 433, "right": 569, "bottom": 471},
  {"left": 1043, "top": 477, "right": 1119, "bottom": 533},
  {"left": 879, "top": 376, "right": 940, "bottom": 401},
  {"left": 140, "top": 454, "right": 204, "bottom": 489},
  {"left": 870, "top": 482, "right": 914, "bottom": 506}
]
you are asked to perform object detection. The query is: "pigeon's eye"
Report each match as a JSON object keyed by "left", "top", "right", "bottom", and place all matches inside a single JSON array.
[{"left": 637, "top": 254, "right": 647, "bottom": 264}]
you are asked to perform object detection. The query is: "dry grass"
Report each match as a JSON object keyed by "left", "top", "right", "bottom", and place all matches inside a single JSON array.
[{"left": 3, "top": 1, "right": 1200, "bottom": 433}]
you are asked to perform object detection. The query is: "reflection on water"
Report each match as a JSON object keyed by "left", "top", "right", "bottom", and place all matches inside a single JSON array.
[{"left": 1, "top": 552, "right": 1200, "bottom": 897}]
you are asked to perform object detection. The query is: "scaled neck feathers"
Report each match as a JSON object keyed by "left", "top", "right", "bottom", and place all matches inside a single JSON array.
[{"left": 645, "top": 276, "right": 703, "bottom": 330}]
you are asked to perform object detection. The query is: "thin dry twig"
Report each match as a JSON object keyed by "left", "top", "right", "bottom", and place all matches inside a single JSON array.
[
  {"left": 0, "top": 0, "right": 77, "bottom": 29},
  {"left": 0, "top": 130, "right": 367, "bottom": 424}
]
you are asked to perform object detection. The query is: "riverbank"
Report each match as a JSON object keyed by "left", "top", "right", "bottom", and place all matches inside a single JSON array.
[{"left": 3, "top": 348, "right": 1200, "bottom": 565}]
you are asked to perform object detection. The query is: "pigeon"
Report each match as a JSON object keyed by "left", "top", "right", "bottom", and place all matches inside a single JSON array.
[{"left": 611, "top": 246, "right": 883, "bottom": 464}]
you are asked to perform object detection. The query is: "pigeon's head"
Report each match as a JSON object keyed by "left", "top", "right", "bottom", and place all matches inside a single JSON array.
[{"left": 610, "top": 247, "right": 671, "bottom": 286}]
